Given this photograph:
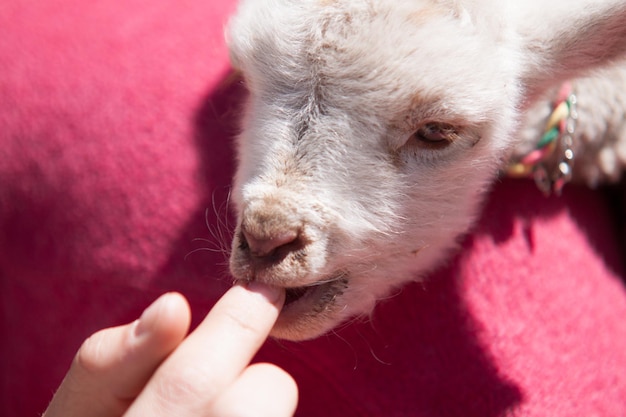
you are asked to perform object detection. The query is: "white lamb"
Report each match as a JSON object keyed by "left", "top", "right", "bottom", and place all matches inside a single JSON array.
[{"left": 225, "top": 0, "right": 626, "bottom": 340}]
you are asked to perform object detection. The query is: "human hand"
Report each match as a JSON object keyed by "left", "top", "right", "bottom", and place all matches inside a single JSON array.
[{"left": 43, "top": 283, "right": 298, "bottom": 417}]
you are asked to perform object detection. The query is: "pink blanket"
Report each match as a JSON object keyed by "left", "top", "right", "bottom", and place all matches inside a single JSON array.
[{"left": 2, "top": 1, "right": 626, "bottom": 415}]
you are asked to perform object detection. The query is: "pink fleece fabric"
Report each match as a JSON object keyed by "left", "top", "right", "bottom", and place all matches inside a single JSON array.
[{"left": 2, "top": 1, "right": 626, "bottom": 416}]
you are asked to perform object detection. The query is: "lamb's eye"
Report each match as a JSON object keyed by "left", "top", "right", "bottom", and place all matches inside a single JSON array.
[{"left": 412, "top": 122, "right": 457, "bottom": 149}]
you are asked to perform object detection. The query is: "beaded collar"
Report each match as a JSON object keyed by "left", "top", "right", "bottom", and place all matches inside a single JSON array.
[{"left": 507, "top": 83, "right": 578, "bottom": 196}]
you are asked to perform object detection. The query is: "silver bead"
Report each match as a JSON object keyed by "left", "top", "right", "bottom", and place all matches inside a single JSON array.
[{"left": 564, "top": 148, "right": 574, "bottom": 161}]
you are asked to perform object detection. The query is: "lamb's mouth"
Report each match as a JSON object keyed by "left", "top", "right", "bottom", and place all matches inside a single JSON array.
[{"left": 281, "top": 275, "right": 349, "bottom": 316}]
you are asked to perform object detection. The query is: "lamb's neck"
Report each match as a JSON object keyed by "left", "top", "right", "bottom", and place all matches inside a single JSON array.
[{"left": 515, "top": 63, "right": 626, "bottom": 188}]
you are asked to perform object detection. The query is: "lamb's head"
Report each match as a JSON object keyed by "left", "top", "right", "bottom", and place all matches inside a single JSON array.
[{"left": 226, "top": 0, "right": 626, "bottom": 340}]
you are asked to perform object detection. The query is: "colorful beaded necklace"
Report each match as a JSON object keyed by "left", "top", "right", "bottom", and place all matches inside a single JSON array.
[{"left": 508, "top": 83, "right": 578, "bottom": 196}]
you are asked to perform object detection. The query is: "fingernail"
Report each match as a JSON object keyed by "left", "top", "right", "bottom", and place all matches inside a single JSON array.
[
  {"left": 133, "top": 293, "right": 174, "bottom": 338},
  {"left": 244, "top": 281, "right": 284, "bottom": 306}
]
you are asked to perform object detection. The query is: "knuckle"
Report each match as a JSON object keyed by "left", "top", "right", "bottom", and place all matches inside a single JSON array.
[
  {"left": 252, "top": 363, "right": 299, "bottom": 398},
  {"left": 221, "top": 306, "right": 263, "bottom": 338},
  {"left": 209, "top": 363, "right": 298, "bottom": 417},
  {"left": 74, "top": 330, "right": 110, "bottom": 374},
  {"left": 152, "top": 366, "right": 218, "bottom": 412}
]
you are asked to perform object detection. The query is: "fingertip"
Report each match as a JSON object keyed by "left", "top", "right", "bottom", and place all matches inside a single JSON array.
[
  {"left": 238, "top": 281, "right": 286, "bottom": 308},
  {"left": 133, "top": 292, "right": 191, "bottom": 343}
]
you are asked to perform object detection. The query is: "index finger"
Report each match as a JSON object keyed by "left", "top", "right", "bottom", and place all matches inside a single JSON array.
[{"left": 125, "top": 282, "right": 285, "bottom": 416}]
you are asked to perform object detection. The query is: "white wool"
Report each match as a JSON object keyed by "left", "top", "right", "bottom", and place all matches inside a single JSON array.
[{"left": 226, "top": 0, "right": 626, "bottom": 340}]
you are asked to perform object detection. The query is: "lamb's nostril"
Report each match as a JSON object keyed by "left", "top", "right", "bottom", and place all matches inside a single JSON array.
[{"left": 241, "top": 228, "right": 299, "bottom": 258}]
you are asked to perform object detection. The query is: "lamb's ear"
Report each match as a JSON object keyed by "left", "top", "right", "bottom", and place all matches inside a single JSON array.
[{"left": 518, "top": 1, "right": 626, "bottom": 99}]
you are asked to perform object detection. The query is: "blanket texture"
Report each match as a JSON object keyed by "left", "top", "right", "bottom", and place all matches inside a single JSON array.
[{"left": 1, "top": 1, "right": 626, "bottom": 416}]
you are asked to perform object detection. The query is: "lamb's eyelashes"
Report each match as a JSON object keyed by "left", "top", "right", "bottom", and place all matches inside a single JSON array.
[
  {"left": 392, "top": 122, "right": 483, "bottom": 166},
  {"left": 394, "top": 121, "right": 467, "bottom": 155},
  {"left": 411, "top": 122, "right": 459, "bottom": 150}
]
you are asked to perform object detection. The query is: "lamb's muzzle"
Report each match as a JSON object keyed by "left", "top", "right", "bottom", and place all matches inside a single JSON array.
[{"left": 230, "top": 191, "right": 362, "bottom": 340}]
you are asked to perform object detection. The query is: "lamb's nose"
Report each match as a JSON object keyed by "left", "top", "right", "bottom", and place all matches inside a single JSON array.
[{"left": 241, "top": 227, "right": 299, "bottom": 258}]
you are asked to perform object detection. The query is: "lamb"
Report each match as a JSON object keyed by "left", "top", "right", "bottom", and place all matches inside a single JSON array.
[{"left": 225, "top": 0, "right": 626, "bottom": 340}]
